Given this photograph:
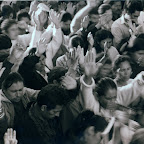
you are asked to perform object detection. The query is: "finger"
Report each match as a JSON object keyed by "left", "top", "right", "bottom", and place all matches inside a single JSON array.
[{"left": 13, "top": 130, "right": 16, "bottom": 139}]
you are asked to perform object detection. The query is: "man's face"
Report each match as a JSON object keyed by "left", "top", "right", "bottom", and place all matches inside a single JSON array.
[
  {"left": 61, "top": 20, "right": 71, "bottom": 35},
  {"left": 133, "top": 50, "right": 144, "bottom": 64},
  {"left": 35, "top": 55, "right": 46, "bottom": 72},
  {"left": 111, "top": 2, "right": 122, "bottom": 15},
  {"left": 45, "top": 105, "right": 63, "bottom": 119},
  {"left": 130, "top": 10, "right": 140, "bottom": 24},
  {"left": 7, "top": 24, "right": 19, "bottom": 40},
  {"left": 99, "top": 64, "right": 112, "bottom": 78},
  {"left": 4, "top": 82, "right": 24, "bottom": 103},
  {"left": 100, "top": 38, "right": 113, "bottom": 49},
  {"left": 20, "top": 17, "right": 30, "bottom": 25},
  {"left": 117, "top": 61, "right": 132, "bottom": 81}
]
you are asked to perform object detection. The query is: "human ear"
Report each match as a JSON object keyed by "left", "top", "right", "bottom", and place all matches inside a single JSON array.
[
  {"left": 87, "top": 126, "right": 95, "bottom": 136},
  {"left": 41, "top": 105, "right": 47, "bottom": 112}
]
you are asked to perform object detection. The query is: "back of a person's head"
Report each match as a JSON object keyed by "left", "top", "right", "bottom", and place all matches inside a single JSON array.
[
  {"left": 98, "top": 4, "right": 111, "bottom": 15},
  {"left": 89, "top": 6, "right": 99, "bottom": 15},
  {"left": 1, "top": 19, "right": 17, "bottom": 33},
  {"left": 69, "top": 35, "right": 84, "bottom": 48},
  {"left": 48, "top": 67, "right": 68, "bottom": 84},
  {"left": 1, "top": 5, "right": 14, "bottom": 18},
  {"left": 2, "top": 72, "right": 24, "bottom": 90},
  {"left": 61, "top": 12, "right": 72, "bottom": 22},
  {"left": 124, "top": 0, "right": 143, "bottom": 14},
  {"left": 73, "top": 110, "right": 108, "bottom": 138},
  {"left": 96, "top": 77, "right": 117, "bottom": 97},
  {"left": 94, "top": 29, "right": 113, "bottom": 43},
  {"left": 17, "top": 10, "right": 30, "bottom": 21},
  {"left": 130, "top": 38, "right": 144, "bottom": 52},
  {"left": 130, "top": 129, "right": 144, "bottom": 144},
  {"left": 113, "top": 55, "right": 131, "bottom": 72},
  {"left": 37, "top": 84, "right": 69, "bottom": 110}
]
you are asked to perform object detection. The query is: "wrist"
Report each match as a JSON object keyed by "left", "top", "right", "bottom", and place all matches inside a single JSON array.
[
  {"left": 36, "top": 25, "right": 43, "bottom": 31},
  {"left": 55, "top": 25, "right": 61, "bottom": 29},
  {"left": 8, "top": 56, "right": 16, "bottom": 64},
  {"left": 84, "top": 75, "right": 93, "bottom": 85},
  {"left": 35, "top": 52, "right": 41, "bottom": 57}
]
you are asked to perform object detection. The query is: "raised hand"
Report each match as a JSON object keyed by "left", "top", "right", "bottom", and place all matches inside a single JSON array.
[
  {"left": 10, "top": 43, "right": 25, "bottom": 63},
  {"left": 33, "top": 10, "right": 48, "bottom": 30},
  {"left": 58, "top": 2, "right": 67, "bottom": 12},
  {"left": 36, "top": 38, "right": 47, "bottom": 57},
  {"left": 87, "top": 32, "right": 94, "bottom": 48},
  {"left": 66, "top": 2, "right": 75, "bottom": 16},
  {"left": 66, "top": 48, "right": 78, "bottom": 70},
  {"left": 81, "top": 15, "right": 89, "bottom": 29},
  {"left": 49, "top": 9, "right": 61, "bottom": 29},
  {"left": 4, "top": 128, "right": 17, "bottom": 144},
  {"left": 84, "top": 50, "right": 102, "bottom": 77},
  {"left": 77, "top": 45, "right": 85, "bottom": 66},
  {"left": 61, "top": 75, "right": 77, "bottom": 90}
]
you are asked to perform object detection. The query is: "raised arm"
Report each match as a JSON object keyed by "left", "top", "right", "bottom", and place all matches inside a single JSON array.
[
  {"left": 117, "top": 71, "right": 144, "bottom": 106},
  {"left": 70, "top": 0, "right": 98, "bottom": 33},
  {"left": 80, "top": 50, "right": 102, "bottom": 115}
]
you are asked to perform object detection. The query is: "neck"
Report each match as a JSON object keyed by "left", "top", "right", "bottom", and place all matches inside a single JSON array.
[{"left": 116, "top": 77, "right": 128, "bottom": 86}]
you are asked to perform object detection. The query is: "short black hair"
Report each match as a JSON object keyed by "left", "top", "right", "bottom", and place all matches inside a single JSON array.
[
  {"left": 89, "top": 6, "right": 99, "bottom": 15},
  {"left": 94, "top": 29, "right": 113, "bottom": 43},
  {"left": 2, "top": 72, "right": 24, "bottom": 90},
  {"left": 124, "top": 0, "right": 143, "bottom": 14},
  {"left": 113, "top": 55, "right": 132, "bottom": 72},
  {"left": 48, "top": 67, "right": 68, "bottom": 84},
  {"left": 17, "top": 10, "right": 30, "bottom": 21},
  {"left": 1, "top": 19, "right": 17, "bottom": 33},
  {"left": 37, "top": 84, "right": 69, "bottom": 110},
  {"left": 1, "top": 5, "right": 14, "bottom": 18},
  {"left": 72, "top": 110, "right": 108, "bottom": 139},
  {"left": 69, "top": 34, "right": 84, "bottom": 48},
  {"left": 61, "top": 12, "right": 72, "bottom": 22},
  {"left": 96, "top": 77, "right": 117, "bottom": 97}
]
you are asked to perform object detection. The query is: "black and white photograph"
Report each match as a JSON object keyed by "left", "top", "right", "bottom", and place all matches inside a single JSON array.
[{"left": 0, "top": 0, "right": 144, "bottom": 144}]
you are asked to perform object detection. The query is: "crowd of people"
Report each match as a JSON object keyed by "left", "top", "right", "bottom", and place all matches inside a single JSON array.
[{"left": 0, "top": 0, "right": 144, "bottom": 144}]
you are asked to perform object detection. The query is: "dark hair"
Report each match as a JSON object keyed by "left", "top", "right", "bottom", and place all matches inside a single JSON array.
[
  {"left": 137, "top": 33, "right": 144, "bottom": 39},
  {"left": 96, "top": 77, "right": 117, "bottom": 97},
  {"left": 37, "top": 84, "right": 69, "bottom": 110},
  {"left": 69, "top": 35, "right": 84, "bottom": 48},
  {"left": 1, "top": 19, "right": 17, "bottom": 33},
  {"left": 107, "top": 0, "right": 122, "bottom": 6},
  {"left": 17, "top": 10, "right": 30, "bottom": 21},
  {"left": 94, "top": 29, "right": 113, "bottom": 43},
  {"left": 124, "top": 0, "right": 143, "bottom": 14},
  {"left": 129, "top": 38, "right": 144, "bottom": 52},
  {"left": 98, "top": 4, "right": 111, "bottom": 15},
  {"left": 2, "top": 72, "right": 24, "bottom": 90},
  {"left": 89, "top": 6, "right": 99, "bottom": 15},
  {"left": 113, "top": 55, "right": 132, "bottom": 72},
  {"left": 48, "top": 67, "right": 68, "bottom": 84},
  {"left": 61, "top": 12, "right": 72, "bottom": 22},
  {"left": 1, "top": 5, "right": 14, "bottom": 18},
  {"left": 130, "top": 129, "right": 144, "bottom": 144},
  {"left": 72, "top": 110, "right": 108, "bottom": 139}
]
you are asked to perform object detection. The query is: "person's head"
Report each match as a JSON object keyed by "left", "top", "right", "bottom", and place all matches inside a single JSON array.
[
  {"left": 71, "top": 110, "right": 108, "bottom": 144},
  {"left": 96, "top": 77, "right": 117, "bottom": 108},
  {"left": 61, "top": 12, "right": 72, "bottom": 35},
  {"left": 17, "top": 10, "right": 31, "bottom": 25},
  {"left": 105, "top": 1, "right": 122, "bottom": 17},
  {"left": 113, "top": 55, "right": 132, "bottom": 81},
  {"left": 128, "top": 38, "right": 144, "bottom": 64},
  {"left": 36, "top": 84, "right": 69, "bottom": 119},
  {"left": 48, "top": 67, "right": 68, "bottom": 84},
  {"left": 68, "top": 34, "right": 84, "bottom": 49},
  {"left": 98, "top": 59, "right": 112, "bottom": 78},
  {"left": 124, "top": 0, "right": 143, "bottom": 23},
  {"left": 89, "top": 7, "right": 99, "bottom": 24},
  {"left": 1, "top": 19, "right": 18, "bottom": 40},
  {"left": 1, "top": 5, "right": 14, "bottom": 19},
  {"left": 0, "top": 34, "right": 12, "bottom": 62},
  {"left": 2, "top": 72, "right": 24, "bottom": 103},
  {"left": 130, "top": 129, "right": 144, "bottom": 144},
  {"left": 98, "top": 4, "right": 113, "bottom": 22},
  {"left": 94, "top": 29, "right": 113, "bottom": 49}
]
